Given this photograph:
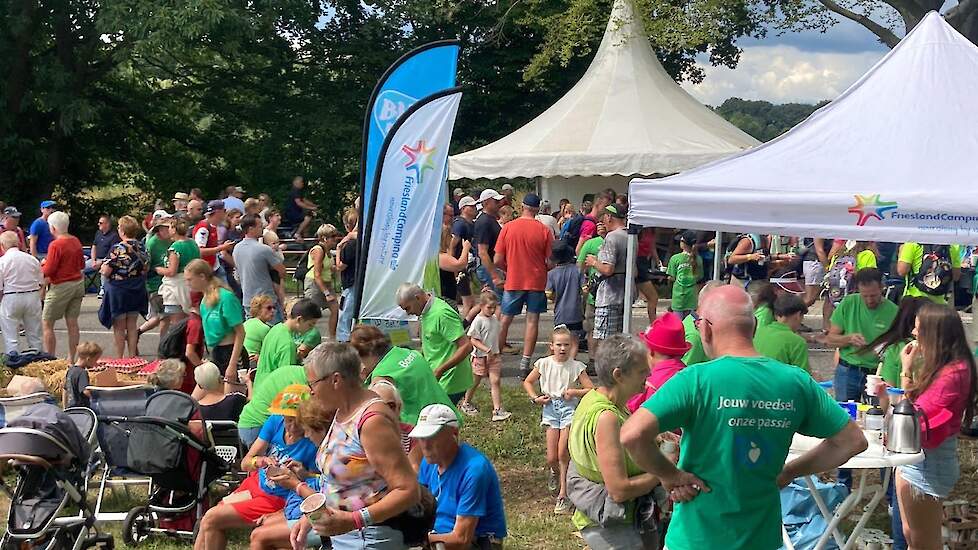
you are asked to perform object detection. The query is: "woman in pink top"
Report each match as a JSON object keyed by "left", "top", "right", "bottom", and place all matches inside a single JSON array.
[
  {"left": 877, "top": 302, "right": 977, "bottom": 549},
  {"left": 627, "top": 312, "right": 690, "bottom": 413}
]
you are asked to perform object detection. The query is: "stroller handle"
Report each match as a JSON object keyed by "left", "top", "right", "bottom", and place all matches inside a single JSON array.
[{"left": 0, "top": 453, "right": 56, "bottom": 469}]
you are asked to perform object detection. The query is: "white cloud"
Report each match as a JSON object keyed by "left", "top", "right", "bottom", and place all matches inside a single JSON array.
[{"left": 681, "top": 45, "right": 885, "bottom": 105}]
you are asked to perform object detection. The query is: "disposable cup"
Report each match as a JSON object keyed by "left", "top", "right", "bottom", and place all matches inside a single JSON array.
[
  {"left": 300, "top": 492, "right": 327, "bottom": 522},
  {"left": 865, "top": 375, "right": 882, "bottom": 396}
]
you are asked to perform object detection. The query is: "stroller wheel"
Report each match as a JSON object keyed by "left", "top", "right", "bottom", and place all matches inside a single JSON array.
[{"left": 122, "top": 506, "right": 152, "bottom": 547}]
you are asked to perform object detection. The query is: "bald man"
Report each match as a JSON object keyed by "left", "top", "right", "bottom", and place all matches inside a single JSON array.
[{"left": 620, "top": 285, "right": 866, "bottom": 550}]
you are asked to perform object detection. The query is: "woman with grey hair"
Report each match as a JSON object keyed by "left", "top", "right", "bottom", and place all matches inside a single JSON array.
[
  {"left": 568, "top": 333, "right": 661, "bottom": 549},
  {"left": 291, "top": 343, "right": 419, "bottom": 550},
  {"left": 149, "top": 359, "right": 187, "bottom": 390}
]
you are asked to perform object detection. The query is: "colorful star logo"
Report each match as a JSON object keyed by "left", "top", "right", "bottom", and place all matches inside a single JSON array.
[
  {"left": 848, "top": 194, "right": 898, "bottom": 226},
  {"left": 402, "top": 140, "right": 437, "bottom": 183}
]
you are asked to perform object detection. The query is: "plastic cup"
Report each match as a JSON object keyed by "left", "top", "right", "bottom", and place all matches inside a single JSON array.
[
  {"left": 659, "top": 441, "right": 678, "bottom": 455},
  {"left": 865, "top": 375, "right": 882, "bottom": 397},
  {"left": 300, "top": 492, "right": 327, "bottom": 522}
]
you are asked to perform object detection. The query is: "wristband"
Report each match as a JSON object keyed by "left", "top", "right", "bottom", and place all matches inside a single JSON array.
[
  {"left": 251, "top": 457, "right": 259, "bottom": 469},
  {"left": 351, "top": 510, "right": 364, "bottom": 530},
  {"left": 296, "top": 481, "right": 309, "bottom": 493},
  {"left": 359, "top": 507, "right": 374, "bottom": 527}
]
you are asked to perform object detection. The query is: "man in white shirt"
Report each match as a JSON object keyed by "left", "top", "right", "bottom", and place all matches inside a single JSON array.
[
  {"left": 0, "top": 231, "right": 44, "bottom": 356},
  {"left": 535, "top": 200, "right": 559, "bottom": 237}
]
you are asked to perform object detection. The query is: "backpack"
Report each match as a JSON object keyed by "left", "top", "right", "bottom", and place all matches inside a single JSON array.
[
  {"left": 913, "top": 245, "right": 953, "bottom": 296},
  {"left": 158, "top": 317, "right": 190, "bottom": 359},
  {"left": 824, "top": 253, "right": 856, "bottom": 305},
  {"left": 723, "top": 234, "right": 762, "bottom": 280},
  {"left": 562, "top": 214, "right": 596, "bottom": 249},
  {"left": 292, "top": 245, "right": 319, "bottom": 283}
]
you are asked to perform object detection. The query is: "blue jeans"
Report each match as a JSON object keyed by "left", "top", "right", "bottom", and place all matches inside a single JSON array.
[
  {"left": 501, "top": 290, "right": 547, "bottom": 316},
  {"left": 833, "top": 361, "right": 867, "bottom": 402},
  {"left": 337, "top": 287, "right": 355, "bottom": 342},
  {"left": 239, "top": 426, "right": 262, "bottom": 448},
  {"left": 889, "top": 472, "right": 907, "bottom": 550}
]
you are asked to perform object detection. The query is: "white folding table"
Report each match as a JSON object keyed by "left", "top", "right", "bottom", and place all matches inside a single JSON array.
[{"left": 781, "top": 432, "right": 924, "bottom": 550}]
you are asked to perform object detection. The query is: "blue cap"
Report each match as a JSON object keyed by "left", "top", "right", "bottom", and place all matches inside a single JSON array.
[
  {"left": 39, "top": 200, "right": 56, "bottom": 209},
  {"left": 522, "top": 193, "right": 541, "bottom": 209}
]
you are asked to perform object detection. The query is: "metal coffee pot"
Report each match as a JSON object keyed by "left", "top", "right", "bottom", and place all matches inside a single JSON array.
[{"left": 886, "top": 399, "right": 922, "bottom": 454}]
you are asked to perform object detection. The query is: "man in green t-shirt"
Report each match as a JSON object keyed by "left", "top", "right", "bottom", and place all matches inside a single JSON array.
[
  {"left": 620, "top": 285, "right": 866, "bottom": 550},
  {"left": 397, "top": 283, "right": 473, "bottom": 403},
  {"left": 238, "top": 365, "right": 307, "bottom": 446},
  {"left": 753, "top": 294, "right": 810, "bottom": 372},
  {"left": 577, "top": 229, "right": 605, "bottom": 354},
  {"left": 825, "top": 267, "right": 898, "bottom": 401},
  {"left": 254, "top": 299, "right": 321, "bottom": 385},
  {"left": 139, "top": 219, "right": 173, "bottom": 336},
  {"left": 897, "top": 242, "right": 961, "bottom": 304}
]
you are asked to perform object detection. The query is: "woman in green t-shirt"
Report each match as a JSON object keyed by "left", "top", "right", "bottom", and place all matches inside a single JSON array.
[
  {"left": 243, "top": 294, "right": 276, "bottom": 362},
  {"left": 186, "top": 259, "right": 245, "bottom": 387},
  {"left": 863, "top": 296, "right": 925, "bottom": 387},
  {"left": 157, "top": 218, "right": 201, "bottom": 322},
  {"left": 568, "top": 334, "right": 660, "bottom": 547},
  {"left": 753, "top": 282, "right": 777, "bottom": 328}
]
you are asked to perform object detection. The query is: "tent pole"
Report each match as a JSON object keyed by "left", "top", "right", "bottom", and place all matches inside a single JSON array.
[
  {"left": 623, "top": 224, "right": 641, "bottom": 333},
  {"left": 713, "top": 231, "right": 723, "bottom": 281}
]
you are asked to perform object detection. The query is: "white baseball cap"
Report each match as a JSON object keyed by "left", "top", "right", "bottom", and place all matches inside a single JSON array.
[
  {"left": 458, "top": 196, "right": 477, "bottom": 209},
  {"left": 408, "top": 404, "right": 459, "bottom": 439},
  {"left": 477, "top": 189, "right": 504, "bottom": 203},
  {"left": 501, "top": 183, "right": 514, "bottom": 192},
  {"left": 152, "top": 210, "right": 174, "bottom": 220}
]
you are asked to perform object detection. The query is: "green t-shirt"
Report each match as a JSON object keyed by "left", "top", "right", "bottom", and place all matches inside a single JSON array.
[
  {"left": 753, "top": 321, "right": 809, "bottom": 373},
  {"left": 855, "top": 249, "right": 877, "bottom": 271},
  {"left": 294, "top": 327, "right": 322, "bottom": 350},
  {"left": 199, "top": 288, "right": 244, "bottom": 348},
  {"left": 166, "top": 239, "right": 201, "bottom": 272},
  {"left": 682, "top": 314, "right": 709, "bottom": 366},
  {"left": 645, "top": 356, "right": 851, "bottom": 550},
  {"left": 420, "top": 297, "right": 473, "bottom": 396},
  {"left": 830, "top": 293, "right": 898, "bottom": 369},
  {"left": 367, "top": 346, "right": 459, "bottom": 425},
  {"left": 667, "top": 252, "right": 703, "bottom": 312},
  {"left": 255, "top": 322, "right": 298, "bottom": 385},
  {"left": 879, "top": 340, "right": 908, "bottom": 387},
  {"left": 899, "top": 243, "right": 961, "bottom": 303},
  {"left": 145, "top": 234, "right": 172, "bottom": 293},
  {"left": 754, "top": 304, "right": 774, "bottom": 328},
  {"left": 238, "top": 365, "right": 307, "bottom": 428},
  {"left": 569, "top": 389, "right": 642, "bottom": 530},
  {"left": 243, "top": 318, "right": 271, "bottom": 357},
  {"left": 577, "top": 236, "right": 604, "bottom": 306}
]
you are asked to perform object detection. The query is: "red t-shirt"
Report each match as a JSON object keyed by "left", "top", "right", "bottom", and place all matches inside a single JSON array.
[
  {"left": 41, "top": 236, "right": 85, "bottom": 284},
  {"left": 180, "top": 314, "right": 206, "bottom": 394},
  {"left": 495, "top": 217, "right": 553, "bottom": 291},
  {"left": 193, "top": 221, "right": 218, "bottom": 266},
  {"left": 637, "top": 228, "right": 657, "bottom": 257}
]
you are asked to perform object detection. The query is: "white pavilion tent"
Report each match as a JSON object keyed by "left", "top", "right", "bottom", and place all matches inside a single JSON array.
[
  {"left": 447, "top": 0, "right": 758, "bottom": 202},
  {"left": 628, "top": 11, "right": 978, "bottom": 247}
]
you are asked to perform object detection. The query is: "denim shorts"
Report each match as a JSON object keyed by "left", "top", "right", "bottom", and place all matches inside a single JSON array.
[
  {"left": 541, "top": 397, "right": 577, "bottom": 429},
  {"left": 475, "top": 265, "right": 504, "bottom": 299},
  {"left": 501, "top": 290, "right": 547, "bottom": 316},
  {"left": 329, "top": 524, "right": 404, "bottom": 550},
  {"left": 898, "top": 436, "right": 960, "bottom": 499}
]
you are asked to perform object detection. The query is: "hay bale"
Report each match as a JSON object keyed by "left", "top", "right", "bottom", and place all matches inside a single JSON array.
[{"left": 18, "top": 359, "right": 70, "bottom": 399}]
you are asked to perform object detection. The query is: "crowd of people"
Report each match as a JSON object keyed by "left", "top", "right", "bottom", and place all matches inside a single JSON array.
[{"left": 1, "top": 179, "right": 978, "bottom": 550}]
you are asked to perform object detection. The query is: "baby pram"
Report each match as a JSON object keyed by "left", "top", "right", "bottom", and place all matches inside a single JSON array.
[
  {"left": 0, "top": 404, "right": 113, "bottom": 550},
  {"left": 100, "top": 390, "right": 228, "bottom": 545}
]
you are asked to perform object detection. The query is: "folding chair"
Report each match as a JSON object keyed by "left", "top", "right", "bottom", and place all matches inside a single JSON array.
[
  {"left": 88, "top": 384, "right": 154, "bottom": 521},
  {"left": 0, "top": 392, "right": 56, "bottom": 427},
  {"left": 206, "top": 420, "right": 247, "bottom": 493}
]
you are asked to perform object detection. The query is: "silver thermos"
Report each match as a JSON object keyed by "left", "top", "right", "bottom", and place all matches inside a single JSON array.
[{"left": 886, "top": 400, "right": 922, "bottom": 454}]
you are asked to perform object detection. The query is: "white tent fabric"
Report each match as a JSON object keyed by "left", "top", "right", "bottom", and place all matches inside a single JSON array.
[
  {"left": 629, "top": 11, "right": 978, "bottom": 246},
  {"left": 447, "top": 0, "right": 758, "bottom": 181}
]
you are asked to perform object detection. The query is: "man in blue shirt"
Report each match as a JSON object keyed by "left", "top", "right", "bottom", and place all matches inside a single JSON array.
[
  {"left": 411, "top": 404, "right": 507, "bottom": 549},
  {"left": 29, "top": 200, "right": 56, "bottom": 259}
]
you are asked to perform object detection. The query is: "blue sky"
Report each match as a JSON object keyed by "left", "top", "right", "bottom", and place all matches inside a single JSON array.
[{"left": 682, "top": 16, "right": 894, "bottom": 105}]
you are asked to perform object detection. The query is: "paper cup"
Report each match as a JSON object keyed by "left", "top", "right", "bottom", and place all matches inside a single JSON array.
[
  {"left": 300, "top": 492, "right": 327, "bottom": 522},
  {"left": 865, "top": 375, "right": 882, "bottom": 396}
]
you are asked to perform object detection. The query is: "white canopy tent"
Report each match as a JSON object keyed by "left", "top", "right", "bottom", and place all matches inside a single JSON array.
[
  {"left": 629, "top": 11, "right": 978, "bottom": 246},
  {"left": 447, "top": 0, "right": 758, "bottom": 202},
  {"left": 624, "top": 11, "right": 978, "bottom": 331}
]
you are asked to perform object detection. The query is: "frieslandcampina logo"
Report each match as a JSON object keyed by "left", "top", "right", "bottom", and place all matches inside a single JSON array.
[
  {"left": 387, "top": 140, "right": 438, "bottom": 271},
  {"left": 848, "top": 194, "right": 898, "bottom": 226}
]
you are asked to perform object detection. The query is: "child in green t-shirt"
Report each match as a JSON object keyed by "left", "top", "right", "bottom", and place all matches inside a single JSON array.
[{"left": 666, "top": 231, "right": 703, "bottom": 318}]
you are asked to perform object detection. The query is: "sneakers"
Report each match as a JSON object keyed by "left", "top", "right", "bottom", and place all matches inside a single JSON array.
[
  {"left": 491, "top": 409, "right": 512, "bottom": 422},
  {"left": 547, "top": 469, "right": 558, "bottom": 492},
  {"left": 554, "top": 497, "right": 571, "bottom": 515},
  {"left": 500, "top": 344, "right": 519, "bottom": 355},
  {"left": 459, "top": 401, "right": 479, "bottom": 417}
]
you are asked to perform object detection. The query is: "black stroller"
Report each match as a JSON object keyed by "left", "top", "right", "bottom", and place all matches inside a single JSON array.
[
  {"left": 100, "top": 390, "right": 229, "bottom": 545},
  {"left": 0, "top": 404, "right": 113, "bottom": 550}
]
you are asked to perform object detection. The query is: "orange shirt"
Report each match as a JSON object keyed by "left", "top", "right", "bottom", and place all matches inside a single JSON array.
[
  {"left": 42, "top": 236, "right": 85, "bottom": 284},
  {"left": 495, "top": 217, "right": 552, "bottom": 291}
]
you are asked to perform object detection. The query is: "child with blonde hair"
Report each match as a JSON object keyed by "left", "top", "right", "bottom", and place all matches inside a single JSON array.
[
  {"left": 459, "top": 291, "right": 510, "bottom": 421},
  {"left": 65, "top": 342, "right": 102, "bottom": 408}
]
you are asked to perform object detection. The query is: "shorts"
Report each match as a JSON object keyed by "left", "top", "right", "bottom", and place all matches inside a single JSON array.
[
  {"left": 474, "top": 265, "right": 504, "bottom": 299},
  {"left": 541, "top": 397, "right": 577, "bottom": 429},
  {"left": 147, "top": 292, "right": 164, "bottom": 318},
  {"left": 43, "top": 279, "right": 85, "bottom": 321},
  {"left": 584, "top": 302, "right": 596, "bottom": 332},
  {"left": 593, "top": 305, "right": 624, "bottom": 340},
  {"left": 162, "top": 304, "right": 184, "bottom": 315},
  {"left": 898, "top": 437, "right": 960, "bottom": 499},
  {"left": 501, "top": 290, "right": 547, "bottom": 316},
  {"left": 472, "top": 354, "right": 502, "bottom": 376},
  {"left": 227, "top": 474, "right": 286, "bottom": 523},
  {"left": 304, "top": 283, "right": 335, "bottom": 310},
  {"left": 286, "top": 518, "right": 324, "bottom": 547},
  {"left": 238, "top": 426, "right": 262, "bottom": 448},
  {"left": 212, "top": 344, "right": 249, "bottom": 376},
  {"left": 803, "top": 261, "right": 825, "bottom": 286},
  {"left": 635, "top": 257, "right": 665, "bottom": 284},
  {"left": 457, "top": 273, "right": 474, "bottom": 298}
]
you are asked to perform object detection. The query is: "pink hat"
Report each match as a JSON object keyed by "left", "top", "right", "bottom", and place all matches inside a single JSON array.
[{"left": 640, "top": 312, "right": 692, "bottom": 356}]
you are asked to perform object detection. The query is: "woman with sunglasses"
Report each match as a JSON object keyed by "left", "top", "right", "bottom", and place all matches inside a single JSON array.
[
  {"left": 291, "top": 343, "right": 419, "bottom": 550},
  {"left": 244, "top": 294, "right": 277, "bottom": 365}
]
